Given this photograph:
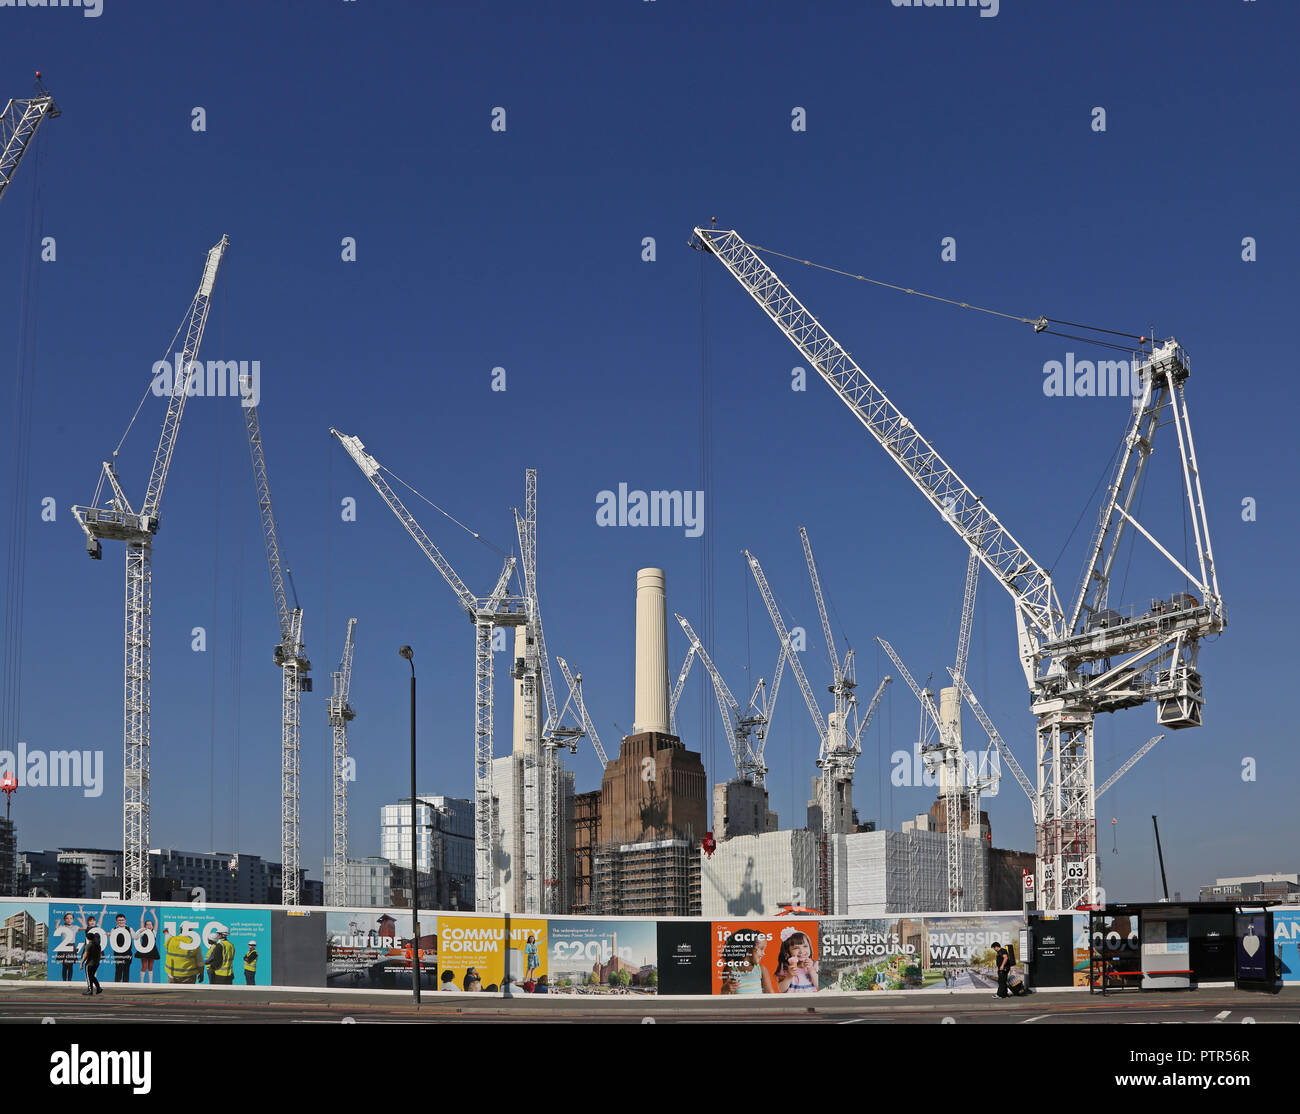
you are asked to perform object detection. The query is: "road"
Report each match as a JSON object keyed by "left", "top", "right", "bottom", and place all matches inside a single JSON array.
[{"left": 1, "top": 985, "right": 1295, "bottom": 1024}]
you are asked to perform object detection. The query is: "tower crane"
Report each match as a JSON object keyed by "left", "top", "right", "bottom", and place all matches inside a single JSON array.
[
  {"left": 695, "top": 226, "right": 1224, "bottom": 909},
  {"left": 744, "top": 548, "right": 887, "bottom": 911},
  {"left": 877, "top": 636, "right": 969, "bottom": 909},
  {"left": 0, "top": 76, "right": 58, "bottom": 208},
  {"left": 674, "top": 613, "right": 768, "bottom": 785},
  {"left": 668, "top": 642, "right": 698, "bottom": 737},
  {"left": 330, "top": 428, "right": 526, "bottom": 911},
  {"left": 73, "top": 235, "right": 229, "bottom": 901},
  {"left": 327, "top": 618, "right": 357, "bottom": 907},
  {"left": 798, "top": 527, "right": 863, "bottom": 838},
  {"left": 513, "top": 469, "right": 579, "bottom": 913},
  {"left": 241, "top": 371, "right": 311, "bottom": 904},
  {"left": 556, "top": 657, "right": 609, "bottom": 768}
]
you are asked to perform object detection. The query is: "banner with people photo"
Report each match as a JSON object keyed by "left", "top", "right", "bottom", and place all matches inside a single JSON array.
[
  {"left": 711, "top": 920, "right": 819, "bottom": 995},
  {"left": 547, "top": 919, "right": 657, "bottom": 994},
  {"left": 46, "top": 901, "right": 272, "bottom": 987},
  {"left": 325, "top": 908, "right": 436, "bottom": 989},
  {"left": 437, "top": 915, "right": 547, "bottom": 994}
]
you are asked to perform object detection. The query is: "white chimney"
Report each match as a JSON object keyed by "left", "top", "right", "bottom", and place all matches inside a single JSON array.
[{"left": 633, "top": 568, "right": 670, "bottom": 735}]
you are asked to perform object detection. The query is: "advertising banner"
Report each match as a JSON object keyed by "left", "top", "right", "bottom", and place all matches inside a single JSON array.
[
  {"left": 0, "top": 900, "right": 51, "bottom": 981},
  {"left": 437, "top": 916, "right": 547, "bottom": 993},
  {"left": 1086, "top": 912, "right": 1141, "bottom": 989},
  {"left": 1235, "top": 912, "right": 1270, "bottom": 982},
  {"left": 818, "top": 918, "right": 918, "bottom": 991},
  {"left": 711, "top": 920, "right": 819, "bottom": 995},
  {"left": 325, "top": 909, "right": 436, "bottom": 989},
  {"left": 47, "top": 902, "right": 273, "bottom": 986},
  {"left": 818, "top": 916, "right": 1023, "bottom": 992},
  {"left": 1273, "top": 910, "right": 1299, "bottom": 984},
  {"left": 655, "top": 921, "right": 711, "bottom": 995},
  {"left": 547, "top": 919, "right": 657, "bottom": 993}
]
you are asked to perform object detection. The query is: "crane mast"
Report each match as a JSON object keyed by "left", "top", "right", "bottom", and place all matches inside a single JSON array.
[
  {"left": 514, "top": 469, "right": 572, "bottom": 913},
  {"left": 72, "top": 235, "right": 228, "bottom": 901},
  {"left": 242, "top": 374, "right": 311, "bottom": 904},
  {"left": 327, "top": 618, "right": 357, "bottom": 907},
  {"left": 330, "top": 428, "right": 526, "bottom": 911},
  {"left": 696, "top": 226, "right": 1225, "bottom": 909},
  {"left": 0, "top": 81, "right": 58, "bottom": 208}
]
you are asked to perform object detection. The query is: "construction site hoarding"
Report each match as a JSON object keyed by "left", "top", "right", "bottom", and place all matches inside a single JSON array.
[
  {"left": 0, "top": 899, "right": 49, "bottom": 981},
  {"left": 655, "top": 920, "right": 711, "bottom": 994},
  {"left": 818, "top": 914, "right": 1023, "bottom": 992},
  {"left": 547, "top": 918, "right": 657, "bottom": 993},
  {"left": 43, "top": 900, "right": 272, "bottom": 986},
  {"left": 1275, "top": 910, "right": 1299, "bottom": 984},
  {"left": 325, "top": 908, "right": 436, "bottom": 990},
  {"left": 437, "top": 915, "right": 547, "bottom": 993},
  {"left": 711, "top": 919, "right": 819, "bottom": 994}
]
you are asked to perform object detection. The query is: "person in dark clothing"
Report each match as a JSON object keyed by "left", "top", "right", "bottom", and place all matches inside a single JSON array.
[
  {"left": 992, "top": 941, "right": 1010, "bottom": 999},
  {"left": 81, "top": 919, "right": 103, "bottom": 996}
]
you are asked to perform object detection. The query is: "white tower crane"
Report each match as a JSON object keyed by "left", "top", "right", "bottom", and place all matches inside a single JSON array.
[
  {"left": 668, "top": 642, "right": 698, "bottom": 737},
  {"left": 798, "top": 527, "right": 863, "bottom": 838},
  {"left": 330, "top": 428, "right": 526, "bottom": 911},
  {"left": 241, "top": 373, "right": 311, "bottom": 904},
  {"left": 674, "top": 613, "right": 768, "bottom": 785},
  {"left": 327, "top": 618, "right": 357, "bottom": 907},
  {"left": 513, "top": 469, "right": 578, "bottom": 913},
  {"left": 555, "top": 657, "right": 609, "bottom": 768},
  {"left": 0, "top": 77, "right": 58, "bottom": 208},
  {"left": 877, "top": 636, "right": 968, "bottom": 910},
  {"left": 73, "top": 235, "right": 229, "bottom": 900},
  {"left": 696, "top": 226, "right": 1224, "bottom": 909},
  {"left": 744, "top": 548, "right": 887, "bottom": 911}
]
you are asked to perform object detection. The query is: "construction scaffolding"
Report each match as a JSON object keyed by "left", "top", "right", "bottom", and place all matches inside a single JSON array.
[
  {"left": 869, "top": 829, "right": 986, "bottom": 915},
  {"left": 590, "top": 839, "right": 700, "bottom": 917},
  {"left": 568, "top": 790, "right": 600, "bottom": 915}
]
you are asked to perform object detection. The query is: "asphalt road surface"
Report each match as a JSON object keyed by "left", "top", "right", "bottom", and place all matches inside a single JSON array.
[{"left": 1, "top": 984, "right": 1295, "bottom": 1023}]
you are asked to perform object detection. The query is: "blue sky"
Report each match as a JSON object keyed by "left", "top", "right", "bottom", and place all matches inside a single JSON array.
[{"left": 1, "top": 0, "right": 1295, "bottom": 904}]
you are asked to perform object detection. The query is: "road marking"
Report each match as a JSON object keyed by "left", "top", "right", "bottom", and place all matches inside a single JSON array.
[
  {"left": 1019, "top": 1014, "right": 1049, "bottom": 1024},
  {"left": 1214, "top": 1010, "right": 1230, "bottom": 1022}
]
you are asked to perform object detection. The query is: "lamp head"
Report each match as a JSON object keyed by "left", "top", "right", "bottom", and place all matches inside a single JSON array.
[{"left": 399, "top": 646, "right": 414, "bottom": 661}]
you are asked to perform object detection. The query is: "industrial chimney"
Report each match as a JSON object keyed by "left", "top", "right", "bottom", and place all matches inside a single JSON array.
[{"left": 633, "top": 568, "right": 670, "bottom": 735}]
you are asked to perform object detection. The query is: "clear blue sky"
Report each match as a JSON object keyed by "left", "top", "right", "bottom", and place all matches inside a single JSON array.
[{"left": 1, "top": 0, "right": 1295, "bottom": 904}]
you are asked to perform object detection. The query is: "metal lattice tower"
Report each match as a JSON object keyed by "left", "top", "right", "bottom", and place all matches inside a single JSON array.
[
  {"left": 331, "top": 429, "right": 525, "bottom": 911},
  {"left": 696, "top": 226, "right": 1224, "bottom": 909},
  {"left": 0, "top": 79, "right": 58, "bottom": 208},
  {"left": 242, "top": 374, "right": 312, "bottom": 904},
  {"left": 73, "top": 236, "right": 228, "bottom": 901},
  {"left": 327, "top": 618, "right": 357, "bottom": 906}
]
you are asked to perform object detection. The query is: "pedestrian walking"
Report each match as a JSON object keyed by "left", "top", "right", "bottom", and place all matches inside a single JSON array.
[
  {"left": 81, "top": 919, "right": 103, "bottom": 996},
  {"left": 992, "top": 940, "right": 1010, "bottom": 999}
]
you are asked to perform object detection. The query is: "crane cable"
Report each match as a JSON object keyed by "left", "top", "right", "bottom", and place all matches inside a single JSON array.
[
  {"left": 749, "top": 243, "right": 1149, "bottom": 354},
  {"left": 1, "top": 117, "right": 44, "bottom": 763},
  {"left": 380, "top": 463, "right": 513, "bottom": 560}
]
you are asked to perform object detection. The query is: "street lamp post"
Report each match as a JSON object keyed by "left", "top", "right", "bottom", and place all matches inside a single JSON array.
[{"left": 400, "top": 645, "right": 420, "bottom": 1005}]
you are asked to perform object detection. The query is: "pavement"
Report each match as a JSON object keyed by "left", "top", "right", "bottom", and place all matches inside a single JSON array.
[{"left": 1, "top": 983, "right": 1295, "bottom": 1023}]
